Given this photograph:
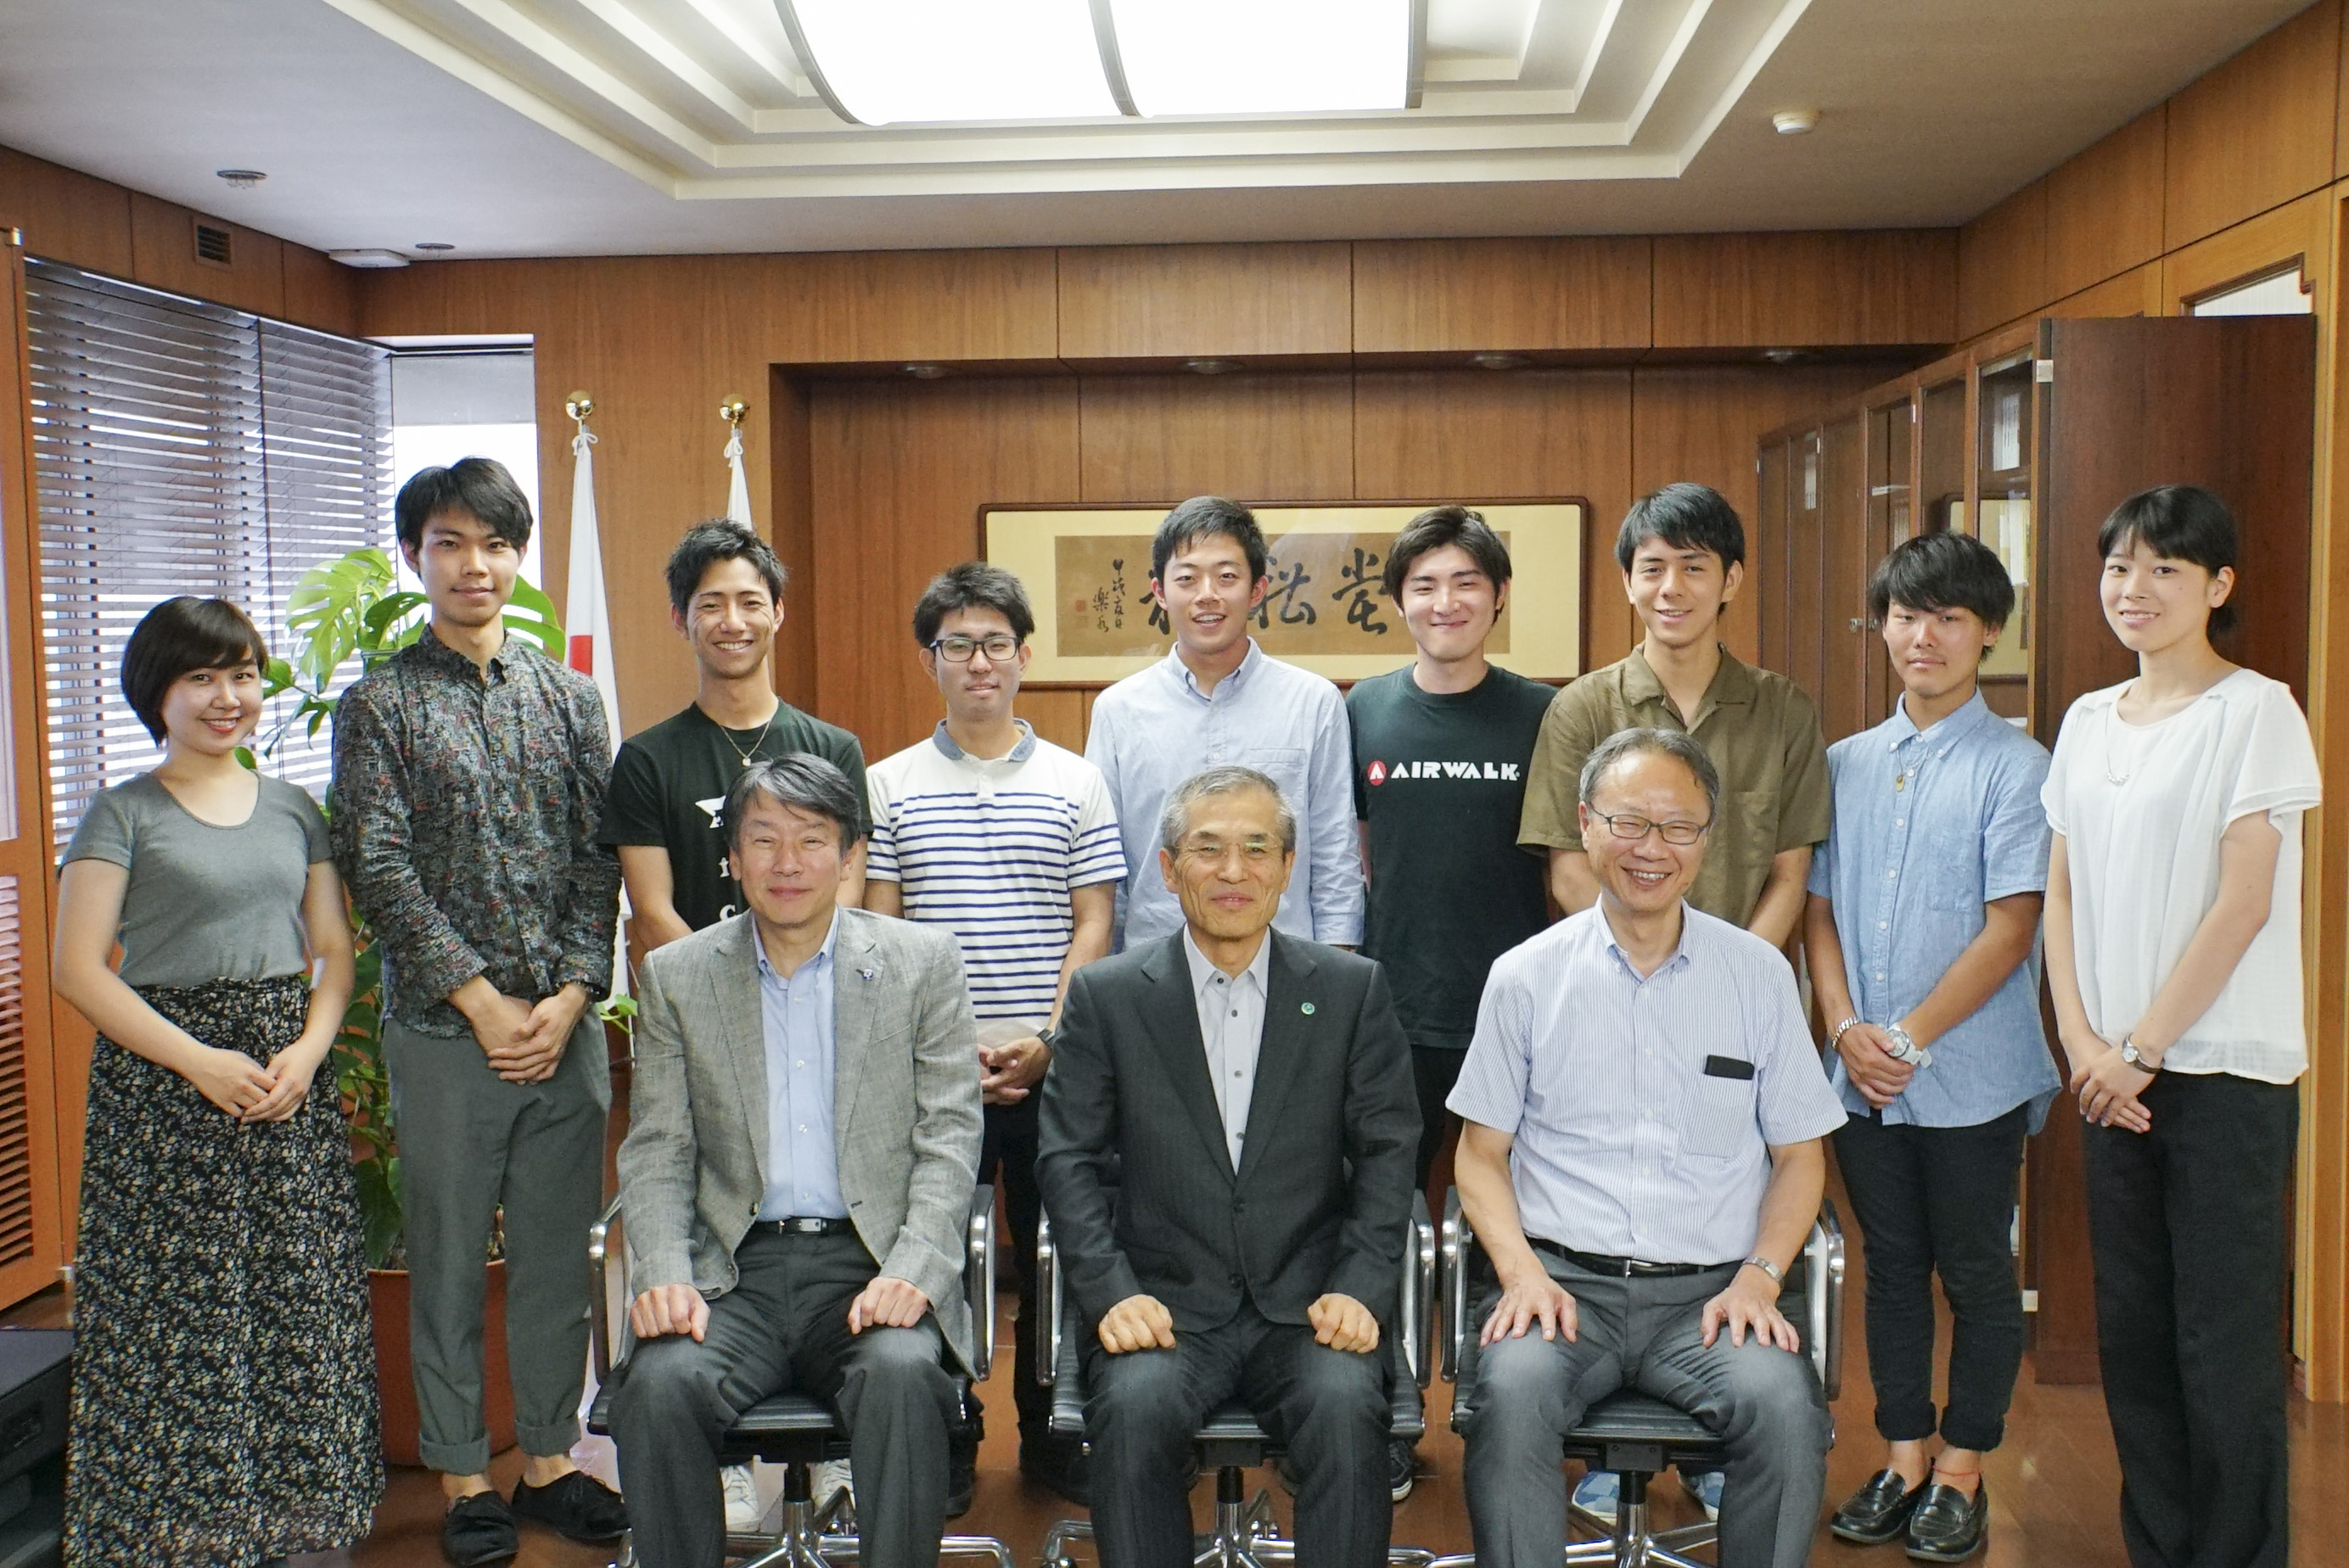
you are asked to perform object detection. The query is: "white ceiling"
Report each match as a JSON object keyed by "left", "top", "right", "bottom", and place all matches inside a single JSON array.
[{"left": 0, "top": 0, "right": 2314, "bottom": 257}]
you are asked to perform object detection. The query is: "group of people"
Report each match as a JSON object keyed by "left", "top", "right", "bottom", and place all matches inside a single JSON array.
[{"left": 45, "top": 451, "right": 2312, "bottom": 1568}]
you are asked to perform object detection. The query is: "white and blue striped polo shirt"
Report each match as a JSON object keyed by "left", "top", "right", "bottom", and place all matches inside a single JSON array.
[{"left": 866, "top": 720, "right": 1126, "bottom": 1026}]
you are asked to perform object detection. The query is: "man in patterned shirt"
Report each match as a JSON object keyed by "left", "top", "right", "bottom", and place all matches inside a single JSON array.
[{"left": 332, "top": 457, "right": 628, "bottom": 1567}]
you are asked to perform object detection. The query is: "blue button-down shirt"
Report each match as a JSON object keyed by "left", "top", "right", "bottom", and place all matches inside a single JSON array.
[
  {"left": 1085, "top": 641, "right": 1365, "bottom": 949},
  {"left": 754, "top": 913, "right": 847, "bottom": 1221},
  {"left": 1809, "top": 692, "right": 2061, "bottom": 1130},
  {"left": 1449, "top": 904, "right": 1847, "bottom": 1264}
]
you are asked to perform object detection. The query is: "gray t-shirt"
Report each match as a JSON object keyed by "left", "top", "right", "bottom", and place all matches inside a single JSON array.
[{"left": 64, "top": 772, "right": 332, "bottom": 988}]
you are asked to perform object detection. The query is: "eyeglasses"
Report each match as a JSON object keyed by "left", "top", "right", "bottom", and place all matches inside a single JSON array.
[
  {"left": 931, "top": 634, "right": 1022, "bottom": 663},
  {"left": 1589, "top": 809, "right": 1711, "bottom": 847},
  {"left": 1177, "top": 838, "right": 1280, "bottom": 867}
]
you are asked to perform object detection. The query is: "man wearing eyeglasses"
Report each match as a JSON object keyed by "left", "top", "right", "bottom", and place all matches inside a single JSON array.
[
  {"left": 863, "top": 562, "right": 1124, "bottom": 1504},
  {"left": 1449, "top": 727, "right": 1846, "bottom": 1568}
]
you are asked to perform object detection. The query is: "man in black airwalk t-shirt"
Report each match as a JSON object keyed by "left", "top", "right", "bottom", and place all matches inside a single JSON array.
[{"left": 1346, "top": 507, "right": 1555, "bottom": 1190}]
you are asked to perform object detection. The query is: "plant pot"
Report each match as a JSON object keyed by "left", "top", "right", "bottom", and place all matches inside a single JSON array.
[{"left": 369, "top": 1260, "right": 519, "bottom": 1468}]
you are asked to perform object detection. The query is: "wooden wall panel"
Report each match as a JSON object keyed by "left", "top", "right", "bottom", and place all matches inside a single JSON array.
[
  {"left": 1057, "top": 243, "right": 1352, "bottom": 361},
  {"left": 0, "top": 147, "right": 132, "bottom": 277},
  {"left": 2044, "top": 264, "right": 2164, "bottom": 322},
  {"left": 280, "top": 243, "right": 359, "bottom": 336},
  {"left": 2160, "top": 188, "right": 2335, "bottom": 316},
  {"left": 1076, "top": 373, "right": 1354, "bottom": 503},
  {"left": 1351, "top": 237, "right": 1651, "bottom": 353},
  {"left": 1651, "top": 231, "right": 1958, "bottom": 348},
  {"left": 1957, "top": 178, "right": 2050, "bottom": 339},
  {"left": 763, "top": 249, "right": 1059, "bottom": 365},
  {"left": 2165, "top": 0, "right": 2341, "bottom": 251},
  {"left": 126, "top": 193, "right": 284, "bottom": 319},
  {"left": 2045, "top": 106, "right": 2167, "bottom": 300},
  {"left": 806, "top": 378, "right": 1080, "bottom": 761},
  {"left": 1021, "top": 689, "right": 1088, "bottom": 753},
  {"left": 769, "top": 368, "right": 817, "bottom": 714}
]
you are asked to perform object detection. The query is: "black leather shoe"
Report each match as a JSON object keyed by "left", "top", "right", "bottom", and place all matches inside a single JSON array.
[
  {"left": 1830, "top": 1469, "right": 1929, "bottom": 1545},
  {"left": 1019, "top": 1436, "right": 1090, "bottom": 1507},
  {"left": 948, "top": 1436, "right": 978, "bottom": 1519},
  {"left": 510, "top": 1470, "right": 629, "bottom": 1543},
  {"left": 440, "top": 1492, "right": 519, "bottom": 1566},
  {"left": 1905, "top": 1477, "right": 1988, "bottom": 1562},
  {"left": 1387, "top": 1437, "right": 1419, "bottom": 1504}
]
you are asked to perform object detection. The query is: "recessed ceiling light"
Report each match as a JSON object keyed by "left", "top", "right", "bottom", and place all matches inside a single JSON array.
[
  {"left": 1110, "top": 0, "right": 1415, "bottom": 117},
  {"left": 1183, "top": 358, "right": 1243, "bottom": 375},
  {"left": 1772, "top": 109, "right": 1819, "bottom": 135},
  {"left": 216, "top": 169, "right": 266, "bottom": 189},
  {"left": 327, "top": 249, "right": 411, "bottom": 270},
  {"left": 414, "top": 242, "right": 457, "bottom": 252},
  {"left": 783, "top": 0, "right": 1118, "bottom": 125},
  {"left": 1470, "top": 351, "right": 1529, "bottom": 371},
  {"left": 903, "top": 363, "right": 948, "bottom": 379}
]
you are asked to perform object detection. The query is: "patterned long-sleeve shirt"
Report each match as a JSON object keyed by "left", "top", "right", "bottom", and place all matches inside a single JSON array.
[{"left": 330, "top": 625, "right": 621, "bottom": 1037}]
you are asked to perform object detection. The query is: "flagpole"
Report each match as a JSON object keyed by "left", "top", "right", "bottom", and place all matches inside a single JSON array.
[
  {"left": 721, "top": 395, "right": 753, "bottom": 528},
  {"left": 563, "top": 390, "right": 633, "bottom": 1029}
]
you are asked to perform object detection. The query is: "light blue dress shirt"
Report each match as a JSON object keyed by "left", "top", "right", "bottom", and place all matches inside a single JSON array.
[
  {"left": 1448, "top": 905, "right": 1847, "bottom": 1265},
  {"left": 754, "top": 912, "right": 848, "bottom": 1221},
  {"left": 1085, "top": 640, "right": 1365, "bottom": 949},
  {"left": 1808, "top": 691, "right": 2061, "bottom": 1130}
]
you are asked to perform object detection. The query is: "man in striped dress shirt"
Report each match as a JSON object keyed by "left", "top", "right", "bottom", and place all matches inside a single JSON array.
[{"left": 864, "top": 562, "right": 1124, "bottom": 1502}]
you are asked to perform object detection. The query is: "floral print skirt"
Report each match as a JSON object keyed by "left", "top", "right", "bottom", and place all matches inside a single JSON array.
[{"left": 65, "top": 977, "right": 382, "bottom": 1566}]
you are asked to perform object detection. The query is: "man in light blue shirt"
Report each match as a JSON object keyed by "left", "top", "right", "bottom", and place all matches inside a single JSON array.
[
  {"left": 1803, "top": 531, "right": 2055, "bottom": 1562},
  {"left": 1085, "top": 496, "right": 1364, "bottom": 949},
  {"left": 756, "top": 913, "right": 844, "bottom": 1221}
]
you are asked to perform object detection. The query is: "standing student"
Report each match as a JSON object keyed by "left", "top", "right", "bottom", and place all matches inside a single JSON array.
[
  {"left": 1086, "top": 496, "right": 1365, "bottom": 951},
  {"left": 864, "top": 563, "right": 1124, "bottom": 1503},
  {"left": 52, "top": 597, "right": 381, "bottom": 1565},
  {"left": 2043, "top": 485, "right": 2318, "bottom": 1568},
  {"left": 334, "top": 459, "right": 628, "bottom": 1566},
  {"left": 1805, "top": 533, "right": 2059, "bottom": 1562}
]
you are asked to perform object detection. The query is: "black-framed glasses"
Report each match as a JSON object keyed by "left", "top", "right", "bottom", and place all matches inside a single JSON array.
[
  {"left": 1589, "top": 809, "right": 1711, "bottom": 847},
  {"left": 931, "top": 634, "right": 1022, "bottom": 663}
]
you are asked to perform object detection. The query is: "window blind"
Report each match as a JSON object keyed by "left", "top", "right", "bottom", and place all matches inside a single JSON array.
[{"left": 25, "top": 260, "right": 391, "bottom": 850}]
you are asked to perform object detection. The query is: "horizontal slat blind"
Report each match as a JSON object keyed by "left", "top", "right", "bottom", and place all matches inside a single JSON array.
[
  {"left": 25, "top": 260, "right": 390, "bottom": 848},
  {"left": 0, "top": 876, "right": 33, "bottom": 1270}
]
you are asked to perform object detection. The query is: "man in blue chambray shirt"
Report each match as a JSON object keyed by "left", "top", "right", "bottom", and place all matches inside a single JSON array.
[{"left": 1803, "top": 532, "right": 2058, "bottom": 1564}]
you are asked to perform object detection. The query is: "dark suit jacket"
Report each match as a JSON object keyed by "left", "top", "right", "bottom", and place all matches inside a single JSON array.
[{"left": 1036, "top": 929, "right": 1418, "bottom": 1334}]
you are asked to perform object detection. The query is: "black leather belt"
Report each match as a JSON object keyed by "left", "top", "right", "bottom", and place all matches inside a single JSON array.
[
  {"left": 1530, "top": 1237, "right": 1720, "bottom": 1279},
  {"left": 753, "top": 1216, "right": 855, "bottom": 1237}
]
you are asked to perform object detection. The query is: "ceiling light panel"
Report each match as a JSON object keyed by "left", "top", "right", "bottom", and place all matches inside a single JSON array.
[
  {"left": 782, "top": 0, "right": 1118, "bottom": 125},
  {"left": 1107, "top": 0, "right": 1416, "bottom": 117}
]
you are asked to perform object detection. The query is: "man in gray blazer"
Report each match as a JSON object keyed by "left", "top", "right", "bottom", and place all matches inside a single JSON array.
[
  {"left": 1038, "top": 765, "right": 1419, "bottom": 1568},
  {"left": 610, "top": 754, "right": 984, "bottom": 1568}
]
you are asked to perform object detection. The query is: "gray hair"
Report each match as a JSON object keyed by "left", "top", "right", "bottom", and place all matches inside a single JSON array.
[
  {"left": 725, "top": 753, "right": 863, "bottom": 854},
  {"left": 1158, "top": 766, "right": 1298, "bottom": 857},
  {"left": 1578, "top": 727, "right": 1720, "bottom": 817}
]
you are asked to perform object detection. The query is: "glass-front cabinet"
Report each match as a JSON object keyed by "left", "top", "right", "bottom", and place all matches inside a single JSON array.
[{"left": 1974, "top": 350, "right": 2037, "bottom": 720}]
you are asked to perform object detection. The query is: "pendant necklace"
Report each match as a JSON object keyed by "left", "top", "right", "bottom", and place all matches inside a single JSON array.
[{"left": 718, "top": 707, "right": 778, "bottom": 770}]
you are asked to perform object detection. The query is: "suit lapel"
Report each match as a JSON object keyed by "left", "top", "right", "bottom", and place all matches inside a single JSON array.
[
  {"left": 1140, "top": 933, "right": 1236, "bottom": 1184},
  {"left": 712, "top": 913, "right": 771, "bottom": 1196},
  {"left": 1236, "top": 932, "right": 1317, "bottom": 1185},
  {"left": 832, "top": 910, "right": 875, "bottom": 1157}
]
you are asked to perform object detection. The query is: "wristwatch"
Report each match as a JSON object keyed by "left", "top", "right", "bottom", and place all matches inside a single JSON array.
[
  {"left": 1881, "top": 1022, "right": 1932, "bottom": 1068},
  {"left": 1742, "top": 1254, "right": 1784, "bottom": 1285},
  {"left": 2117, "top": 1037, "right": 2158, "bottom": 1072},
  {"left": 1034, "top": 1025, "right": 1057, "bottom": 1050}
]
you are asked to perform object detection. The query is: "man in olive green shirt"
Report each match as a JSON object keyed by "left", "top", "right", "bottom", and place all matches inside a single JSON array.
[{"left": 1520, "top": 483, "right": 1830, "bottom": 949}]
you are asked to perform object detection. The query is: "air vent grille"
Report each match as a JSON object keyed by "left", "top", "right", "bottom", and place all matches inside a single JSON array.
[{"left": 193, "top": 221, "right": 233, "bottom": 266}]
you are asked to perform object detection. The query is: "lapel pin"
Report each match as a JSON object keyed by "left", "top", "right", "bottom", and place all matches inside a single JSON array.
[
  {"left": 858, "top": 966, "right": 876, "bottom": 981},
  {"left": 1300, "top": 1002, "right": 1315, "bottom": 1016}
]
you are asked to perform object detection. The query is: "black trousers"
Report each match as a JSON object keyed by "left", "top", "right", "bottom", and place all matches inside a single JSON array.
[
  {"left": 2085, "top": 1070, "right": 2296, "bottom": 1568},
  {"left": 1832, "top": 1103, "right": 2029, "bottom": 1451},
  {"left": 1410, "top": 1045, "right": 1466, "bottom": 1191},
  {"left": 977, "top": 1094, "right": 1051, "bottom": 1445}
]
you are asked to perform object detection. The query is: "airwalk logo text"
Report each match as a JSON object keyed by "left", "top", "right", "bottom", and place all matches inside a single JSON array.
[{"left": 1365, "top": 759, "right": 1522, "bottom": 785}]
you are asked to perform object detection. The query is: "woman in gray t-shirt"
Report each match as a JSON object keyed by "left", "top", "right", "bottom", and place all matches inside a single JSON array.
[{"left": 49, "top": 597, "right": 381, "bottom": 1562}]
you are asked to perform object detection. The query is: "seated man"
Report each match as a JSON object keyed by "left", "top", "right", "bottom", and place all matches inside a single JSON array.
[
  {"left": 1449, "top": 728, "right": 1847, "bottom": 1568},
  {"left": 1038, "top": 765, "right": 1419, "bottom": 1568},
  {"left": 609, "top": 755, "right": 984, "bottom": 1568}
]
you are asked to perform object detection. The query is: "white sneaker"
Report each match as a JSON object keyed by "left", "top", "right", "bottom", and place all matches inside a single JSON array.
[
  {"left": 811, "top": 1458, "right": 855, "bottom": 1515},
  {"left": 722, "top": 1463, "right": 765, "bottom": 1534}
]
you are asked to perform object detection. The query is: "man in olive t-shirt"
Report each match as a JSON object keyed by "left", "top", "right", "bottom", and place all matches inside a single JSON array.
[{"left": 1520, "top": 484, "right": 1829, "bottom": 947}]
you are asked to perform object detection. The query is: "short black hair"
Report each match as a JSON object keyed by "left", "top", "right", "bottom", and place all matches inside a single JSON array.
[
  {"left": 394, "top": 456, "right": 534, "bottom": 553},
  {"left": 913, "top": 562, "right": 1035, "bottom": 647},
  {"left": 666, "top": 519, "right": 788, "bottom": 620},
  {"left": 1615, "top": 483, "right": 1746, "bottom": 573},
  {"left": 1151, "top": 496, "right": 1269, "bottom": 585},
  {"left": 1382, "top": 505, "right": 1513, "bottom": 601},
  {"left": 725, "top": 753, "right": 863, "bottom": 854},
  {"left": 1867, "top": 530, "right": 2016, "bottom": 630},
  {"left": 121, "top": 597, "right": 268, "bottom": 742},
  {"left": 2097, "top": 484, "right": 2240, "bottom": 636}
]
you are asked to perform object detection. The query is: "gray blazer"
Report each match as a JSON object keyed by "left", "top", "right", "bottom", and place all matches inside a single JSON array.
[{"left": 615, "top": 906, "right": 985, "bottom": 1369}]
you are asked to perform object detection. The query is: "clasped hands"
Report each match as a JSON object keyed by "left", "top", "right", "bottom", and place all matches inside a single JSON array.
[
  {"left": 460, "top": 979, "right": 589, "bottom": 1084},
  {"left": 1480, "top": 1262, "right": 1799, "bottom": 1352},
  {"left": 1835, "top": 1022, "right": 1915, "bottom": 1109},
  {"left": 2066, "top": 1030, "right": 2154, "bottom": 1133},
  {"left": 1096, "top": 1291, "right": 1380, "bottom": 1355},
  {"left": 978, "top": 1033, "right": 1051, "bottom": 1106},
  {"left": 189, "top": 1037, "right": 328, "bottom": 1123},
  {"left": 631, "top": 1274, "right": 932, "bottom": 1343}
]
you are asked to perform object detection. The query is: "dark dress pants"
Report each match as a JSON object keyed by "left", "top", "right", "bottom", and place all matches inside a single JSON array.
[
  {"left": 1832, "top": 1103, "right": 2029, "bottom": 1450},
  {"left": 1082, "top": 1300, "right": 1392, "bottom": 1568},
  {"left": 2085, "top": 1071, "right": 2296, "bottom": 1568},
  {"left": 608, "top": 1230, "right": 959, "bottom": 1568},
  {"left": 978, "top": 1095, "right": 1051, "bottom": 1445}
]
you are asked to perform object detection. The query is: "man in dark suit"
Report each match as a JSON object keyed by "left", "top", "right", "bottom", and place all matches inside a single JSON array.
[{"left": 1038, "top": 764, "right": 1418, "bottom": 1568}]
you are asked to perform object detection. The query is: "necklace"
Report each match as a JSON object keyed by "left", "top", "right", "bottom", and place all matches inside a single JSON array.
[
  {"left": 2103, "top": 704, "right": 2146, "bottom": 787},
  {"left": 713, "top": 705, "right": 778, "bottom": 770}
]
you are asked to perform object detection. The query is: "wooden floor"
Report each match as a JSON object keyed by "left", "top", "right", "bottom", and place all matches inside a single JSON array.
[{"left": 12, "top": 1063, "right": 2346, "bottom": 1566}]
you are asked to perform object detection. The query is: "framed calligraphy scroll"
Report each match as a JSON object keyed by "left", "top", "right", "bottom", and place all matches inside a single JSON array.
[{"left": 980, "top": 500, "right": 1584, "bottom": 684}]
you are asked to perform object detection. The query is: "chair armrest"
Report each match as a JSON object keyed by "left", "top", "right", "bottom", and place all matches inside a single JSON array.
[
  {"left": 588, "top": 1194, "right": 625, "bottom": 1384},
  {"left": 1439, "top": 1187, "right": 1466, "bottom": 1385},
  {"left": 1035, "top": 1207, "right": 1061, "bottom": 1388},
  {"left": 1807, "top": 1198, "right": 1847, "bottom": 1402},
  {"left": 1402, "top": 1193, "right": 1436, "bottom": 1388},
  {"left": 965, "top": 1186, "right": 997, "bottom": 1381}
]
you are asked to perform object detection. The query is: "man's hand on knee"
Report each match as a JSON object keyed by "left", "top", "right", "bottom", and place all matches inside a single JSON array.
[
  {"left": 1701, "top": 1268, "right": 1800, "bottom": 1352},
  {"left": 1306, "top": 1292, "right": 1380, "bottom": 1353},
  {"left": 631, "top": 1284, "right": 709, "bottom": 1342},
  {"left": 848, "top": 1275, "right": 931, "bottom": 1333},
  {"left": 1481, "top": 1270, "right": 1578, "bottom": 1347},
  {"left": 1097, "top": 1294, "right": 1176, "bottom": 1354}
]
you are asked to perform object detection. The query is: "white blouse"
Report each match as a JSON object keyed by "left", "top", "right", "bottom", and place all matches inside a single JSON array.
[{"left": 2043, "top": 669, "right": 2321, "bottom": 1084}]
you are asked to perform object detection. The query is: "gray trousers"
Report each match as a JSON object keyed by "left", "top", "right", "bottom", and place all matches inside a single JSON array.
[
  {"left": 383, "top": 1013, "right": 610, "bottom": 1475},
  {"left": 608, "top": 1229, "right": 958, "bottom": 1568},
  {"left": 1462, "top": 1257, "right": 1828, "bottom": 1568}
]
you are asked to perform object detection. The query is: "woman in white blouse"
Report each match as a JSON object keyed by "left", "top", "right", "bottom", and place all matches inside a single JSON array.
[{"left": 2042, "top": 484, "right": 2318, "bottom": 1568}]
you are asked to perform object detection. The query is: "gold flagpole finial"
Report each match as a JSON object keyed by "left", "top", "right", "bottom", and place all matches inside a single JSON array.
[
  {"left": 720, "top": 395, "right": 748, "bottom": 427},
  {"left": 565, "top": 391, "right": 595, "bottom": 423}
]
